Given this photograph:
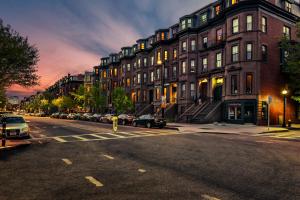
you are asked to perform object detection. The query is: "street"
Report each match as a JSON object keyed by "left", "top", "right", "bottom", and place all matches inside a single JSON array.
[{"left": 0, "top": 117, "right": 299, "bottom": 200}]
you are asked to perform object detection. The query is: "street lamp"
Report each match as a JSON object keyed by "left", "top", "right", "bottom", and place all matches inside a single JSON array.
[
  {"left": 281, "top": 89, "right": 288, "bottom": 127},
  {"left": 158, "top": 60, "right": 166, "bottom": 118}
]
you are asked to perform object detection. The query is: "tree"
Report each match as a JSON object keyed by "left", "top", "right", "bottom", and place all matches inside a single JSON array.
[
  {"left": 52, "top": 96, "right": 74, "bottom": 112},
  {"left": 0, "top": 87, "right": 6, "bottom": 109},
  {"left": 89, "top": 86, "right": 106, "bottom": 113},
  {"left": 40, "top": 99, "right": 49, "bottom": 112},
  {"left": 70, "top": 85, "right": 85, "bottom": 109},
  {"left": 0, "top": 19, "right": 39, "bottom": 89},
  {"left": 280, "top": 22, "right": 300, "bottom": 103},
  {"left": 112, "top": 87, "right": 133, "bottom": 115}
]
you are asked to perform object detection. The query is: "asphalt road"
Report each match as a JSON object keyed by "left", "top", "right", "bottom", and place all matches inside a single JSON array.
[{"left": 0, "top": 117, "right": 299, "bottom": 200}]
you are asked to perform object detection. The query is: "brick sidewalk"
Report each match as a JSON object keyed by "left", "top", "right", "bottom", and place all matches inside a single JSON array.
[{"left": 0, "top": 139, "right": 31, "bottom": 151}]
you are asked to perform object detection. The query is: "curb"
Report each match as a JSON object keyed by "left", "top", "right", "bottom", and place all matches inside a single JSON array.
[
  {"left": 259, "top": 130, "right": 289, "bottom": 134},
  {"left": 164, "top": 127, "right": 180, "bottom": 131},
  {"left": 0, "top": 141, "right": 31, "bottom": 152}
]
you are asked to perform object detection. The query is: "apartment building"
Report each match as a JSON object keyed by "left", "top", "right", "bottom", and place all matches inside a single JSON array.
[{"left": 93, "top": 0, "right": 300, "bottom": 125}]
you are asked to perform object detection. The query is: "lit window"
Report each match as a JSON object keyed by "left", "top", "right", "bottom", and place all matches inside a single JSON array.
[
  {"left": 190, "top": 59, "right": 196, "bottom": 73},
  {"left": 232, "top": 0, "right": 238, "bottom": 5},
  {"left": 182, "top": 41, "right": 187, "bottom": 52},
  {"left": 181, "top": 20, "right": 186, "bottom": 30},
  {"left": 155, "top": 88, "right": 160, "bottom": 100},
  {"left": 190, "top": 83, "right": 196, "bottom": 99},
  {"left": 246, "top": 73, "right": 253, "bottom": 94},
  {"left": 126, "top": 78, "right": 130, "bottom": 87},
  {"left": 143, "top": 58, "right": 147, "bottom": 67},
  {"left": 151, "top": 56, "right": 154, "bottom": 66},
  {"left": 150, "top": 71, "right": 154, "bottom": 82},
  {"left": 137, "top": 73, "right": 141, "bottom": 84},
  {"left": 231, "top": 75, "right": 238, "bottom": 95},
  {"left": 187, "top": 19, "right": 192, "bottom": 28},
  {"left": 103, "top": 70, "right": 107, "bottom": 78},
  {"left": 181, "top": 61, "right": 186, "bottom": 74},
  {"left": 232, "top": 18, "right": 239, "bottom": 34},
  {"left": 262, "top": 17, "right": 267, "bottom": 33},
  {"left": 232, "top": 45, "right": 239, "bottom": 62},
  {"left": 114, "top": 68, "right": 118, "bottom": 77},
  {"left": 215, "top": 5, "right": 221, "bottom": 15},
  {"left": 141, "top": 43, "right": 145, "bottom": 50},
  {"left": 127, "top": 63, "right": 131, "bottom": 72},
  {"left": 161, "top": 32, "right": 165, "bottom": 40},
  {"left": 164, "top": 50, "right": 168, "bottom": 61},
  {"left": 246, "top": 15, "right": 253, "bottom": 31},
  {"left": 172, "top": 66, "right": 177, "bottom": 78},
  {"left": 203, "top": 37, "right": 208, "bottom": 48},
  {"left": 181, "top": 83, "right": 186, "bottom": 98},
  {"left": 191, "top": 40, "right": 196, "bottom": 51},
  {"left": 157, "top": 51, "right": 161, "bottom": 64},
  {"left": 216, "top": 53, "right": 222, "bottom": 68},
  {"left": 202, "top": 57, "right": 208, "bottom": 71},
  {"left": 216, "top": 29, "right": 223, "bottom": 42},
  {"left": 285, "top": 1, "right": 292, "bottom": 12},
  {"left": 138, "top": 59, "right": 141, "bottom": 68},
  {"left": 156, "top": 68, "right": 160, "bottom": 80},
  {"left": 283, "top": 26, "right": 291, "bottom": 39},
  {"left": 200, "top": 14, "right": 207, "bottom": 24},
  {"left": 173, "top": 49, "right": 177, "bottom": 59},
  {"left": 143, "top": 73, "right": 147, "bottom": 83},
  {"left": 246, "top": 43, "right": 253, "bottom": 60}
]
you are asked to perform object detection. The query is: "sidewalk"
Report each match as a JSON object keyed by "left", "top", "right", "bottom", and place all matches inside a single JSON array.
[
  {"left": 166, "top": 123, "right": 290, "bottom": 135},
  {"left": 0, "top": 139, "right": 31, "bottom": 151}
]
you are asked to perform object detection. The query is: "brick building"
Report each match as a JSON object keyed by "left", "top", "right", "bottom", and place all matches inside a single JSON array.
[{"left": 93, "top": 0, "right": 300, "bottom": 125}]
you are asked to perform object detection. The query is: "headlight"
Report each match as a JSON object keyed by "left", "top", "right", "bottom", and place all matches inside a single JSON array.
[{"left": 21, "top": 127, "right": 29, "bottom": 132}]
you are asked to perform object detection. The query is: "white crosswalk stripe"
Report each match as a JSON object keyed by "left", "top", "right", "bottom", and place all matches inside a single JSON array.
[{"left": 49, "top": 130, "right": 180, "bottom": 143}]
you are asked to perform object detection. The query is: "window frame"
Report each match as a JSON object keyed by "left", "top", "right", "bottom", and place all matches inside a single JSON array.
[{"left": 232, "top": 18, "right": 239, "bottom": 34}]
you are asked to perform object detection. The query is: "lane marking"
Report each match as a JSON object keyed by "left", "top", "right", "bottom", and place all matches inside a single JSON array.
[
  {"left": 102, "top": 154, "right": 114, "bottom": 160},
  {"left": 201, "top": 194, "right": 221, "bottom": 200},
  {"left": 53, "top": 137, "right": 67, "bottom": 143},
  {"left": 117, "top": 132, "right": 136, "bottom": 136},
  {"left": 103, "top": 133, "right": 125, "bottom": 138},
  {"left": 256, "top": 140, "right": 274, "bottom": 144},
  {"left": 73, "top": 135, "right": 89, "bottom": 141},
  {"left": 90, "top": 134, "right": 109, "bottom": 139},
  {"left": 85, "top": 176, "right": 103, "bottom": 187},
  {"left": 62, "top": 158, "right": 72, "bottom": 165},
  {"left": 138, "top": 169, "right": 146, "bottom": 173}
]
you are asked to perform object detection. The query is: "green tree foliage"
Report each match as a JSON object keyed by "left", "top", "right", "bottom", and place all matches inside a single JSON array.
[
  {"left": 89, "top": 86, "right": 106, "bottom": 113},
  {"left": 70, "top": 85, "right": 85, "bottom": 109},
  {"left": 112, "top": 87, "right": 133, "bottom": 115},
  {"left": 51, "top": 96, "right": 74, "bottom": 112},
  {"left": 0, "top": 19, "right": 39, "bottom": 89},
  {"left": 280, "top": 23, "right": 300, "bottom": 102},
  {"left": 0, "top": 87, "right": 6, "bottom": 108}
]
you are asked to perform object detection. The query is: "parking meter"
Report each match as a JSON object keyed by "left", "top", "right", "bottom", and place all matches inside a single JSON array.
[
  {"left": 112, "top": 116, "right": 118, "bottom": 133},
  {"left": 2, "top": 120, "right": 6, "bottom": 147}
]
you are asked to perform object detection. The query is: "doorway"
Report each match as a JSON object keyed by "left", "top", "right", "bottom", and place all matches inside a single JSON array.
[
  {"left": 149, "top": 90, "right": 154, "bottom": 104},
  {"left": 213, "top": 85, "right": 222, "bottom": 101}
]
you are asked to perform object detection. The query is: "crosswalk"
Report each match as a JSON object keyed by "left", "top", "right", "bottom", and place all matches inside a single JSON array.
[{"left": 49, "top": 130, "right": 180, "bottom": 143}]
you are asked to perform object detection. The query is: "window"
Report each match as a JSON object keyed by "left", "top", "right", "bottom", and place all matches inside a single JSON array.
[
  {"left": 228, "top": 104, "right": 242, "bottom": 120},
  {"left": 151, "top": 56, "right": 154, "bottom": 66},
  {"left": 133, "top": 76, "right": 136, "bottom": 84},
  {"left": 157, "top": 51, "right": 161, "bottom": 64},
  {"left": 203, "top": 37, "right": 208, "bottom": 48},
  {"left": 114, "top": 68, "right": 118, "bottom": 77},
  {"left": 246, "top": 73, "right": 253, "bottom": 94},
  {"left": 262, "top": 17, "right": 267, "bottom": 33},
  {"left": 191, "top": 40, "right": 196, "bottom": 51},
  {"left": 143, "top": 58, "right": 147, "bottom": 67},
  {"left": 150, "top": 71, "right": 154, "bottom": 82},
  {"left": 215, "top": 5, "right": 221, "bottom": 15},
  {"left": 202, "top": 57, "right": 208, "bottom": 71},
  {"left": 283, "top": 26, "right": 291, "bottom": 39},
  {"left": 181, "top": 20, "right": 186, "bottom": 30},
  {"left": 181, "top": 83, "right": 186, "bottom": 98},
  {"left": 262, "top": 45, "right": 268, "bottom": 61},
  {"left": 173, "top": 49, "right": 177, "bottom": 59},
  {"left": 216, "top": 53, "right": 222, "bottom": 68},
  {"left": 182, "top": 41, "right": 187, "bottom": 52},
  {"left": 246, "top": 43, "right": 253, "bottom": 60},
  {"left": 141, "top": 43, "right": 145, "bottom": 50},
  {"left": 172, "top": 66, "right": 177, "bottom": 78},
  {"left": 103, "top": 70, "right": 107, "bottom": 78},
  {"left": 122, "top": 65, "right": 125, "bottom": 73},
  {"left": 246, "top": 15, "right": 253, "bottom": 31},
  {"left": 143, "top": 73, "right": 147, "bottom": 83},
  {"left": 164, "top": 50, "right": 168, "bottom": 61},
  {"left": 200, "top": 14, "right": 207, "bottom": 24},
  {"left": 155, "top": 88, "right": 161, "bottom": 101},
  {"left": 232, "top": 18, "right": 239, "bottom": 34},
  {"left": 181, "top": 61, "right": 186, "bottom": 74},
  {"left": 164, "top": 68, "right": 168, "bottom": 79},
  {"left": 126, "top": 78, "right": 131, "bottom": 87},
  {"left": 216, "top": 29, "right": 223, "bottom": 42},
  {"left": 138, "top": 59, "right": 141, "bottom": 68},
  {"left": 137, "top": 73, "right": 141, "bottom": 84},
  {"left": 231, "top": 75, "right": 238, "bottom": 94},
  {"left": 190, "top": 83, "right": 196, "bottom": 99},
  {"left": 190, "top": 59, "right": 196, "bottom": 73},
  {"left": 285, "top": 1, "right": 292, "bottom": 12},
  {"left": 156, "top": 68, "right": 160, "bottom": 80},
  {"left": 161, "top": 32, "right": 165, "bottom": 40},
  {"left": 232, "top": 45, "right": 239, "bottom": 62},
  {"left": 232, "top": 0, "right": 238, "bottom": 5},
  {"left": 187, "top": 18, "right": 192, "bottom": 28}
]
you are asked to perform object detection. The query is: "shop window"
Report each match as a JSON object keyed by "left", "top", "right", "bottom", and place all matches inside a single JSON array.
[{"left": 228, "top": 104, "right": 242, "bottom": 120}]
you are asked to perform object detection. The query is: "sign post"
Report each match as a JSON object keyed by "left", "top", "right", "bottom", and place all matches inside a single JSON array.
[{"left": 267, "top": 96, "right": 272, "bottom": 131}]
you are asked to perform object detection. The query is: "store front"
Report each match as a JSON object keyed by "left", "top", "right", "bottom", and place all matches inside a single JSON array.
[{"left": 223, "top": 100, "right": 257, "bottom": 124}]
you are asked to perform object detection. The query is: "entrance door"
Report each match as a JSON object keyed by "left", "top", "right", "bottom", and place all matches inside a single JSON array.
[
  {"left": 149, "top": 90, "right": 154, "bottom": 104},
  {"left": 171, "top": 85, "right": 177, "bottom": 104},
  {"left": 244, "top": 105, "right": 255, "bottom": 123},
  {"left": 199, "top": 82, "right": 208, "bottom": 102},
  {"left": 213, "top": 85, "right": 222, "bottom": 101}
]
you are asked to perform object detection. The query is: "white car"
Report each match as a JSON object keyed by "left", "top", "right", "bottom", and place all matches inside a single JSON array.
[{"left": 0, "top": 115, "right": 30, "bottom": 138}]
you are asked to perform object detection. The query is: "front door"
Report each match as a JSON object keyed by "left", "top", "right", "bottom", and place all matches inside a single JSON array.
[
  {"left": 213, "top": 85, "right": 222, "bottom": 101},
  {"left": 244, "top": 105, "right": 255, "bottom": 123},
  {"left": 199, "top": 82, "right": 208, "bottom": 102},
  {"left": 149, "top": 90, "right": 154, "bottom": 104}
]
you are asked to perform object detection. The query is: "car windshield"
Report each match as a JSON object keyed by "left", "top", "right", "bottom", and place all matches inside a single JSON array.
[{"left": 4, "top": 117, "right": 25, "bottom": 124}]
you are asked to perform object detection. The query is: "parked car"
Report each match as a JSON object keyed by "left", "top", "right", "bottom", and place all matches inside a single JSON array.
[
  {"left": 74, "top": 113, "right": 82, "bottom": 120},
  {"left": 132, "top": 114, "right": 166, "bottom": 128},
  {"left": 36, "top": 112, "right": 46, "bottom": 117},
  {"left": 81, "top": 113, "right": 93, "bottom": 121},
  {"left": 0, "top": 115, "right": 30, "bottom": 138},
  {"left": 90, "top": 114, "right": 102, "bottom": 122},
  {"left": 50, "top": 112, "right": 60, "bottom": 118},
  {"left": 100, "top": 114, "right": 113, "bottom": 123},
  {"left": 59, "top": 113, "right": 68, "bottom": 119},
  {"left": 67, "top": 113, "right": 76, "bottom": 120},
  {"left": 118, "top": 114, "right": 135, "bottom": 125}
]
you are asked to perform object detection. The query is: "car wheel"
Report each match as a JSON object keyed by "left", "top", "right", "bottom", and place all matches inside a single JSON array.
[
  {"left": 133, "top": 122, "right": 137, "bottom": 127},
  {"left": 159, "top": 125, "right": 163, "bottom": 129},
  {"left": 146, "top": 122, "right": 152, "bottom": 128},
  {"left": 122, "top": 120, "right": 126, "bottom": 126}
]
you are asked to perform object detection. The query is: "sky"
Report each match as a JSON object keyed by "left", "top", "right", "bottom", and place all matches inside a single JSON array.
[{"left": 0, "top": 0, "right": 210, "bottom": 98}]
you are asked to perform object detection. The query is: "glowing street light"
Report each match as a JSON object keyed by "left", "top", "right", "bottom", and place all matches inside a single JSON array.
[{"left": 282, "top": 89, "right": 288, "bottom": 127}]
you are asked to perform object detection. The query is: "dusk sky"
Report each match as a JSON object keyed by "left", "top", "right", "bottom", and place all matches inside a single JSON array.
[{"left": 1, "top": 0, "right": 210, "bottom": 98}]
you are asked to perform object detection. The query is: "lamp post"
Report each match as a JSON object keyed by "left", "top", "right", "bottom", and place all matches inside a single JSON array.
[
  {"left": 158, "top": 60, "right": 166, "bottom": 118},
  {"left": 281, "top": 89, "right": 288, "bottom": 128}
]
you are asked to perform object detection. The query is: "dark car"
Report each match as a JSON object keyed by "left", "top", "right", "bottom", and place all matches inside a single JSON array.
[
  {"left": 132, "top": 114, "right": 166, "bottom": 128},
  {"left": 118, "top": 114, "right": 135, "bottom": 125},
  {"left": 90, "top": 114, "right": 102, "bottom": 122}
]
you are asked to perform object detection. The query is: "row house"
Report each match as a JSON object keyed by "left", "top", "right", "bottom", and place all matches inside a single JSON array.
[{"left": 93, "top": 0, "right": 300, "bottom": 125}]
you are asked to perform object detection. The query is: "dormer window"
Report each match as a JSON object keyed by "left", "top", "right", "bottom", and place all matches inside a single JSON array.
[
  {"left": 285, "top": 1, "right": 292, "bottom": 12},
  {"left": 215, "top": 5, "right": 221, "bottom": 15},
  {"left": 141, "top": 43, "right": 145, "bottom": 50},
  {"left": 181, "top": 20, "right": 186, "bottom": 30},
  {"left": 200, "top": 13, "right": 207, "bottom": 24},
  {"left": 187, "top": 19, "right": 192, "bottom": 28},
  {"left": 161, "top": 32, "right": 165, "bottom": 40}
]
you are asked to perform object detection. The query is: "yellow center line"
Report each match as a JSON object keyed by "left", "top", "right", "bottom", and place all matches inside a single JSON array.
[
  {"left": 85, "top": 176, "right": 103, "bottom": 187},
  {"left": 62, "top": 158, "right": 72, "bottom": 165},
  {"left": 53, "top": 137, "right": 67, "bottom": 143},
  {"left": 102, "top": 154, "right": 114, "bottom": 160}
]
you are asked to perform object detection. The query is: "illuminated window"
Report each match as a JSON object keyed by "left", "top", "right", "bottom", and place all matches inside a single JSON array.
[
  {"left": 190, "top": 59, "right": 196, "bottom": 73},
  {"left": 283, "top": 26, "right": 291, "bottom": 39},
  {"left": 172, "top": 66, "right": 177, "bottom": 78},
  {"left": 246, "top": 43, "right": 253, "bottom": 60},
  {"left": 150, "top": 71, "right": 154, "bottom": 82},
  {"left": 103, "top": 70, "right": 107, "bottom": 78},
  {"left": 181, "top": 83, "right": 186, "bottom": 98},
  {"left": 216, "top": 53, "right": 222, "bottom": 68},
  {"left": 164, "top": 50, "right": 168, "bottom": 61},
  {"left": 285, "top": 1, "right": 292, "bottom": 12},
  {"left": 232, "top": 18, "right": 239, "bottom": 34},
  {"left": 114, "top": 68, "right": 118, "bottom": 77},
  {"left": 232, "top": 45, "right": 239, "bottom": 62},
  {"left": 215, "top": 5, "right": 221, "bottom": 15},
  {"left": 126, "top": 78, "right": 130, "bottom": 87},
  {"left": 156, "top": 68, "right": 160, "bottom": 80},
  {"left": 202, "top": 57, "right": 208, "bottom": 71},
  {"left": 182, "top": 41, "right": 187, "bottom": 52},
  {"left": 216, "top": 29, "right": 223, "bottom": 42},
  {"left": 232, "top": 0, "right": 238, "bottom": 5},
  {"left": 246, "top": 15, "right": 253, "bottom": 31},
  {"left": 143, "top": 73, "right": 147, "bottom": 83},
  {"left": 173, "top": 49, "right": 177, "bottom": 59},
  {"left": 143, "top": 58, "right": 147, "bottom": 67},
  {"left": 157, "top": 51, "right": 162, "bottom": 64},
  {"left": 190, "top": 83, "right": 196, "bottom": 99},
  {"left": 161, "top": 32, "right": 165, "bottom": 40},
  {"left": 95, "top": 68, "right": 99, "bottom": 75},
  {"left": 191, "top": 40, "right": 196, "bottom": 51},
  {"left": 127, "top": 63, "right": 131, "bottom": 72},
  {"left": 246, "top": 73, "right": 253, "bottom": 94},
  {"left": 200, "top": 14, "right": 207, "bottom": 24},
  {"left": 181, "top": 20, "right": 186, "bottom": 30},
  {"left": 138, "top": 59, "right": 141, "bottom": 68},
  {"left": 262, "top": 17, "right": 267, "bottom": 33},
  {"left": 137, "top": 73, "right": 141, "bottom": 84},
  {"left": 151, "top": 56, "right": 154, "bottom": 66},
  {"left": 181, "top": 61, "right": 186, "bottom": 74},
  {"left": 187, "top": 18, "right": 192, "bottom": 28},
  {"left": 141, "top": 43, "right": 145, "bottom": 50},
  {"left": 155, "top": 88, "right": 160, "bottom": 100},
  {"left": 203, "top": 37, "right": 208, "bottom": 48}
]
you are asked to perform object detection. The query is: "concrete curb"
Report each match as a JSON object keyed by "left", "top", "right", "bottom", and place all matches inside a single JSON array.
[
  {"left": 0, "top": 141, "right": 31, "bottom": 152},
  {"left": 259, "top": 130, "right": 289, "bottom": 134},
  {"left": 164, "top": 126, "right": 180, "bottom": 131}
]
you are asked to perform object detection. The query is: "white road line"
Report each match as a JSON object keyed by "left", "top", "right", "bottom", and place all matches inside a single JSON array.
[
  {"left": 53, "top": 137, "right": 67, "bottom": 143},
  {"left": 73, "top": 135, "right": 89, "bottom": 141},
  {"left": 102, "top": 154, "right": 114, "bottom": 160},
  {"left": 117, "top": 132, "right": 136, "bottom": 136},
  {"left": 138, "top": 169, "right": 146, "bottom": 173},
  {"left": 103, "top": 133, "right": 125, "bottom": 138},
  {"left": 89, "top": 134, "right": 109, "bottom": 139},
  {"left": 132, "top": 131, "right": 151, "bottom": 135},
  {"left": 85, "top": 176, "right": 103, "bottom": 187},
  {"left": 62, "top": 158, "right": 72, "bottom": 165},
  {"left": 201, "top": 194, "right": 221, "bottom": 200}
]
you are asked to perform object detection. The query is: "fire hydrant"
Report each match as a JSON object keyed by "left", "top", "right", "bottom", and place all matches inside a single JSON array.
[{"left": 112, "top": 116, "right": 118, "bottom": 133}]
